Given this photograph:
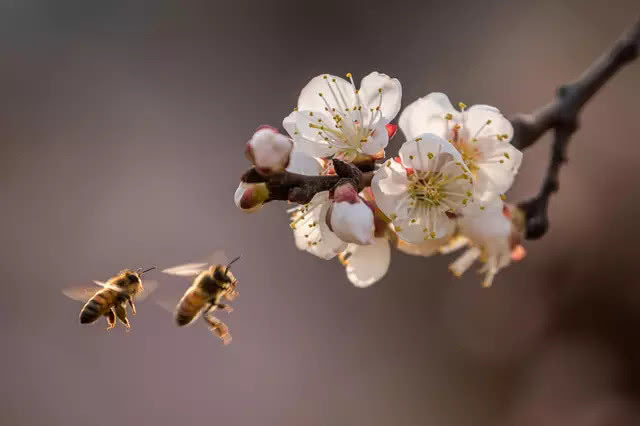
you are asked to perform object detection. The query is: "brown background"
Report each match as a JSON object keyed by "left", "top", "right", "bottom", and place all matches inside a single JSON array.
[{"left": 1, "top": 1, "right": 639, "bottom": 425}]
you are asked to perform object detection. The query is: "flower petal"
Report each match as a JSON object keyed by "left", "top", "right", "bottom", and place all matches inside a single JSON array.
[
  {"left": 394, "top": 236, "right": 450, "bottom": 257},
  {"left": 298, "top": 74, "right": 356, "bottom": 116},
  {"left": 463, "top": 105, "right": 513, "bottom": 143},
  {"left": 361, "top": 122, "right": 389, "bottom": 155},
  {"left": 282, "top": 111, "right": 297, "bottom": 138},
  {"left": 291, "top": 192, "right": 347, "bottom": 260},
  {"left": 473, "top": 142, "right": 523, "bottom": 202},
  {"left": 287, "top": 150, "right": 323, "bottom": 176},
  {"left": 399, "top": 92, "right": 457, "bottom": 140},
  {"left": 371, "top": 160, "right": 409, "bottom": 217},
  {"left": 342, "top": 238, "right": 391, "bottom": 288},
  {"left": 359, "top": 72, "right": 402, "bottom": 124},
  {"left": 399, "top": 133, "right": 463, "bottom": 172},
  {"left": 294, "top": 110, "right": 341, "bottom": 158}
]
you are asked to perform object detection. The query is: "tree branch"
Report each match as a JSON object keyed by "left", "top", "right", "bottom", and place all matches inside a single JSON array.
[
  {"left": 241, "top": 159, "right": 373, "bottom": 204},
  {"left": 515, "top": 18, "right": 639, "bottom": 239}
]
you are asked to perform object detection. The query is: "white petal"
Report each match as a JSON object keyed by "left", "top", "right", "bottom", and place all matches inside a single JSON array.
[
  {"left": 395, "top": 209, "right": 455, "bottom": 243},
  {"left": 294, "top": 110, "right": 340, "bottom": 158},
  {"left": 395, "top": 236, "right": 450, "bottom": 257},
  {"left": 449, "top": 246, "right": 482, "bottom": 277},
  {"left": 473, "top": 142, "right": 523, "bottom": 202},
  {"left": 399, "top": 92, "right": 458, "bottom": 140},
  {"left": 291, "top": 192, "right": 347, "bottom": 260},
  {"left": 361, "top": 122, "right": 389, "bottom": 155},
  {"left": 286, "top": 150, "right": 323, "bottom": 176},
  {"left": 297, "top": 74, "right": 356, "bottom": 116},
  {"left": 282, "top": 111, "right": 297, "bottom": 138},
  {"left": 463, "top": 105, "right": 513, "bottom": 143},
  {"left": 329, "top": 200, "right": 375, "bottom": 245},
  {"left": 342, "top": 238, "right": 391, "bottom": 288},
  {"left": 371, "top": 160, "right": 409, "bottom": 218},
  {"left": 399, "top": 133, "right": 463, "bottom": 172},
  {"left": 358, "top": 72, "right": 402, "bottom": 124},
  {"left": 458, "top": 199, "right": 510, "bottom": 243}
]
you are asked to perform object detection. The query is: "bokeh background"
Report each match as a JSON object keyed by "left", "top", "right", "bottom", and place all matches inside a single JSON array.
[{"left": 2, "top": 1, "right": 639, "bottom": 425}]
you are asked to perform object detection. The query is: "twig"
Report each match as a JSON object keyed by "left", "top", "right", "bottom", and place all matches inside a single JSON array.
[
  {"left": 241, "top": 159, "right": 373, "bottom": 204},
  {"left": 514, "top": 18, "right": 640, "bottom": 239}
]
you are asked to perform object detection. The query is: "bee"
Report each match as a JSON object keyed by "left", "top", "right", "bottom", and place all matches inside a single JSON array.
[
  {"left": 161, "top": 254, "right": 240, "bottom": 345},
  {"left": 63, "top": 267, "right": 157, "bottom": 330}
]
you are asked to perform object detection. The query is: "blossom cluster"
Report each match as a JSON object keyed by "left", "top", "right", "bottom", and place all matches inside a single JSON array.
[{"left": 235, "top": 72, "right": 527, "bottom": 288}]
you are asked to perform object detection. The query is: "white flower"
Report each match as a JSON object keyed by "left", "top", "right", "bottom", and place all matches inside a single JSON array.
[
  {"left": 287, "top": 150, "right": 347, "bottom": 260},
  {"left": 234, "top": 182, "right": 269, "bottom": 213},
  {"left": 399, "top": 93, "right": 522, "bottom": 203},
  {"left": 372, "top": 133, "right": 474, "bottom": 243},
  {"left": 338, "top": 237, "right": 391, "bottom": 288},
  {"left": 245, "top": 125, "right": 294, "bottom": 175},
  {"left": 446, "top": 200, "right": 526, "bottom": 288},
  {"left": 287, "top": 72, "right": 401, "bottom": 161},
  {"left": 326, "top": 182, "right": 375, "bottom": 245}
]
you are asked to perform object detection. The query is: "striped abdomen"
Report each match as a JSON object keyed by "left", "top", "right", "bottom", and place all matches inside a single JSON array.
[
  {"left": 175, "top": 287, "right": 208, "bottom": 326},
  {"left": 80, "top": 288, "right": 118, "bottom": 324}
]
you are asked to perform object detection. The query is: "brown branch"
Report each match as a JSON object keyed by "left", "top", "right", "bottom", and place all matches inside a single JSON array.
[
  {"left": 241, "top": 159, "right": 373, "bottom": 204},
  {"left": 514, "top": 18, "right": 639, "bottom": 239}
]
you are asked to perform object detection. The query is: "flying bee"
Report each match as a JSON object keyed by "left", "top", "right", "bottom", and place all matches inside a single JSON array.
[
  {"left": 63, "top": 267, "right": 157, "bottom": 330},
  {"left": 161, "top": 253, "right": 240, "bottom": 345}
]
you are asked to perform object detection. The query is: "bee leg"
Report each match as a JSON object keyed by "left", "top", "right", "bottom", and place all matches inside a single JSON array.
[
  {"left": 216, "top": 303, "right": 233, "bottom": 313},
  {"left": 204, "top": 313, "right": 231, "bottom": 345},
  {"left": 105, "top": 309, "right": 117, "bottom": 331},
  {"left": 114, "top": 303, "right": 131, "bottom": 329},
  {"left": 127, "top": 297, "right": 137, "bottom": 316}
]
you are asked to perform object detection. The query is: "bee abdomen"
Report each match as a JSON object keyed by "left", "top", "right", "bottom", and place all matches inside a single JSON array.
[
  {"left": 175, "top": 290, "right": 205, "bottom": 327},
  {"left": 80, "top": 292, "right": 111, "bottom": 324}
]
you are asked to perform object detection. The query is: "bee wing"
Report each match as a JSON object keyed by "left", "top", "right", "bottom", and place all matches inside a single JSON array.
[
  {"left": 62, "top": 286, "right": 100, "bottom": 303},
  {"left": 161, "top": 262, "right": 208, "bottom": 277},
  {"left": 135, "top": 280, "right": 159, "bottom": 302}
]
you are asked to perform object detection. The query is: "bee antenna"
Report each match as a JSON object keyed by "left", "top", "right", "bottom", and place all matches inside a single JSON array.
[
  {"left": 225, "top": 256, "right": 241, "bottom": 274},
  {"left": 139, "top": 266, "right": 156, "bottom": 275}
]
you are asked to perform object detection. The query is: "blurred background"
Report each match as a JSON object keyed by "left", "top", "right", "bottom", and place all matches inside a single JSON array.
[{"left": 1, "top": 1, "right": 639, "bottom": 425}]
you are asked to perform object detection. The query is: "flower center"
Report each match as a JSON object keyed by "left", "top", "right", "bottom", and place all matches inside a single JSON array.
[{"left": 407, "top": 172, "right": 448, "bottom": 208}]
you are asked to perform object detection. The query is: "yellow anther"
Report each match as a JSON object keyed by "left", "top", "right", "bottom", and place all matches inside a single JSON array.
[
  {"left": 504, "top": 152, "right": 510, "bottom": 159},
  {"left": 378, "top": 88, "right": 382, "bottom": 93},
  {"left": 409, "top": 155, "right": 414, "bottom": 160},
  {"left": 346, "top": 72, "right": 352, "bottom": 78},
  {"left": 318, "top": 92, "right": 323, "bottom": 97},
  {"left": 309, "top": 112, "right": 313, "bottom": 116},
  {"left": 323, "top": 75, "right": 328, "bottom": 79},
  {"left": 391, "top": 213, "right": 397, "bottom": 220},
  {"left": 427, "top": 152, "right": 434, "bottom": 159},
  {"left": 458, "top": 102, "right": 467, "bottom": 110},
  {"left": 486, "top": 119, "right": 492, "bottom": 124},
  {"left": 411, "top": 219, "right": 416, "bottom": 224},
  {"left": 500, "top": 194, "right": 506, "bottom": 201},
  {"left": 445, "top": 113, "right": 453, "bottom": 120},
  {"left": 466, "top": 190, "right": 472, "bottom": 197},
  {"left": 415, "top": 137, "right": 422, "bottom": 141},
  {"left": 394, "top": 225, "right": 402, "bottom": 232},
  {"left": 430, "top": 231, "right": 436, "bottom": 239}
]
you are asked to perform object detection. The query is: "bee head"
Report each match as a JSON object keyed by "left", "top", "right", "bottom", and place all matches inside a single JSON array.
[{"left": 212, "top": 256, "right": 240, "bottom": 285}]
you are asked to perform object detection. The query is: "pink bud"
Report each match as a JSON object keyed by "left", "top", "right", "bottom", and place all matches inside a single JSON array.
[
  {"left": 327, "top": 182, "right": 375, "bottom": 245},
  {"left": 234, "top": 182, "right": 269, "bottom": 213},
  {"left": 246, "top": 126, "right": 293, "bottom": 175}
]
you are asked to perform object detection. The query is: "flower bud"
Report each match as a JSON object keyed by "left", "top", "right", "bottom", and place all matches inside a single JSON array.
[
  {"left": 245, "top": 125, "right": 293, "bottom": 175},
  {"left": 326, "top": 182, "right": 375, "bottom": 245},
  {"left": 234, "top": 182, "right": 269, "bottom": 213}
]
